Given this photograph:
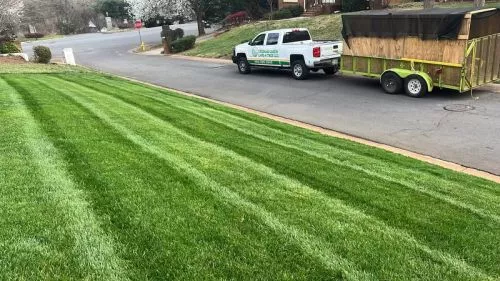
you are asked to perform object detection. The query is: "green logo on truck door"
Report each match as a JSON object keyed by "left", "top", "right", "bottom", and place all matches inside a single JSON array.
[{"left": 249, "top": 49, "right": 289, "bottom": 66}]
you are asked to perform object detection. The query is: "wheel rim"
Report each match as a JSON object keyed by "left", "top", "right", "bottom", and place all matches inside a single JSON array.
[
  {"left": 407, "top": 79, "right": 422, "bottom": 95},
  {"left": 384, "top": 77, "right": 397, "bottom": 92},
  {"left": 293, "top": 64, "right": 303, "bottom": 77},
  {"left": 239, "top": 61, "right": 246, "bottom": 71}
]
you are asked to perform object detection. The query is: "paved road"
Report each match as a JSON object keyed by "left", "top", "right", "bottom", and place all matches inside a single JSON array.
[{"left": 23, "top": 23, "right": 500, "bottom": 175}]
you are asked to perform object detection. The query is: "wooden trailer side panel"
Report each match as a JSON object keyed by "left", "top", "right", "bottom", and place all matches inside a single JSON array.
[{"left": 343, "top": 37, "right": 467, "bottom": 65}]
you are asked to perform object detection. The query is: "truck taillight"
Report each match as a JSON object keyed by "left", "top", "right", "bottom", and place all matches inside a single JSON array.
[{"left": 313, "top": 47, "right": 321, "bottom": 58}]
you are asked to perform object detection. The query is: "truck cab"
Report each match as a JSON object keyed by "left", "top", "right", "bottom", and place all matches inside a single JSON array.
[{"left": 232, "top": 28, "right": 342, "bottom": 79}]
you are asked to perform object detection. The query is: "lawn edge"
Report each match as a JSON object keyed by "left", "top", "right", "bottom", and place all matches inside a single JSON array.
[{"left": 77, "top": 65, "right": 500, "bottom": 184}]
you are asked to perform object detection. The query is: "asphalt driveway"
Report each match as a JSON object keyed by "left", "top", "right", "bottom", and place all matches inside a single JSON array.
[{"left": 22, "top": 24, "right": 500, "bottom": 175}]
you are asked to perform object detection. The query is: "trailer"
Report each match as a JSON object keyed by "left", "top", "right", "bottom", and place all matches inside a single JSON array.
[{"left": 340, "top": 7, "right": 500, "bottom": 97}]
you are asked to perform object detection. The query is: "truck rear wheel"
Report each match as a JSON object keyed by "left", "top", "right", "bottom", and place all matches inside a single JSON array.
[
  {"left": 237, "top": 57, "right": 251, "bottom": 74},
  {"left": 404, "top": 75, "right": 427, "bottom": 98},
  {"left": 291, "top": 60, "right": 309, "bottom": 80},
  {"left": 380, "top": 71, "right": 403, "bottom": 94},
  {"left": 323, "top": 66, "right": 339, "bottom": 75}
]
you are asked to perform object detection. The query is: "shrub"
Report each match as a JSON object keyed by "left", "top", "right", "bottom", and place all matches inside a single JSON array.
[
  {"left": 288, "top": 5, "right": 304, "bottom": 17},
  {"left": 117, "top": 22, "right": 133, "bottom": 29},
  {"left": 174, "top": 28, "right": 184, "bottom": 40},
  {"left": 0, "top": 42, "right": 20, "bottom": 54},
  {"left": 170, "top": 35, "right": 196, "bottom": 53},
  {"left": 24, "top": 32, "right": 45, "bottom": 39},
  {"left": 33, "top": 46, "right": 52, "bottom": 64},
  {"left": 342, "top": 0, "right": 368, "bottom": 12},
  {"left": 223, "top": 11, "right": 249, "bottom": 26},
  {"left": 272, "top": 9, "right": 293, "bottom": 20}
]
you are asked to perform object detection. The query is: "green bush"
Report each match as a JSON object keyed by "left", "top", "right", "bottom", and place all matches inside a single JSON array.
[
  {"left": 272, "top": 9, "right": 293, "bottom": 20},
  {"left": 24, "top": 32, "right": 45, "bottom": 39},
  {"left": 33, "top": 46, "right": 52, "bottom": 64},
  {"left": 288, "top": 5, "right": 304, "bottom": 17},
  {"left": 0, "top": 42, "right": 20, "bottom": 54},
  {"left": 170, "top": 35, "right": 196, "bottom": 53}
]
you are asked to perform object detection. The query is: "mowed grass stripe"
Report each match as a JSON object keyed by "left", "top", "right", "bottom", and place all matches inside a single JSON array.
[
  {"left": 122, "top": 85, "right": 500, "bottom": 222},
  {"left": 74, "top": 74, "right": 500, "bottom": 198},
  {"left": 57, "top": 74, "right": 500, "bottom": 276},
  {"left": 0, "top": 77, "right": 128, "bottom": 280},
  {"left": 35, "top": 76, "right": 378, "bottom": 280},
  {"left": 43, "top": 75, "right": 495, "bottom": 280},
  {"left": 5, "top": 76, "right": 346, "bottom": 279}
]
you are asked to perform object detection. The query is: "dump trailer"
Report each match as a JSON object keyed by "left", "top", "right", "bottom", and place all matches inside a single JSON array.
[{"left": 340, "top": 7, "right": 500, "bottom": 97}]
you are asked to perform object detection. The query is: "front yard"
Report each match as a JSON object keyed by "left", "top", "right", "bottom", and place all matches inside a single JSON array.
[{"left": 1, "top": 64, "right": 499, "bottom": 280}]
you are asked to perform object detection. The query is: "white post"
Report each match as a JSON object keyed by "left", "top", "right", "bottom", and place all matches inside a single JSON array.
[{"left": 63, "top": 48, "right": 76, "bottom": 65}]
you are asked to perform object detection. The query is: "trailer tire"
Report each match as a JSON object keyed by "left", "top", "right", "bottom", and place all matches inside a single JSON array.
[
  {"left": 381, "top": 71, "right": 403, "bottom": 94},
  {"left": 237, "top": 57, "right": 251, "bottom": 74},
  {"left": 291, "top": 60, "right": 309, "bottom": 80},
  {"left": 404, "top": 75, "right": 427, "bottom": 98},
  {"left": 323, "top": 66, "right": 339, "bottom": 75}
]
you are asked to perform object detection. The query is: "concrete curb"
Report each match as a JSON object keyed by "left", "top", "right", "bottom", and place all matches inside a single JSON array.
[
  {"left": 85, "top": 67, "right": 499, "bottom": 184},
  {"left": 169, "top": 54, "right": 233, "bottom": 64}
]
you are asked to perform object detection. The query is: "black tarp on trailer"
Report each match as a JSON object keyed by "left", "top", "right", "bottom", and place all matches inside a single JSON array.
[{"left": 341, "top": 7, "right": 500, "bottom": 41}]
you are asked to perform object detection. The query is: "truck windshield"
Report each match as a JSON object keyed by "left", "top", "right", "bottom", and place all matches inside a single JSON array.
[{"left": 283, "top": 31, "right": 311, "bottom": 43}]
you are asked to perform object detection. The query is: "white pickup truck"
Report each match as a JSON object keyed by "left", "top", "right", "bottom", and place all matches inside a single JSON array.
[{"left": 232, "top": 28, "right": 342, "bottom": 80}]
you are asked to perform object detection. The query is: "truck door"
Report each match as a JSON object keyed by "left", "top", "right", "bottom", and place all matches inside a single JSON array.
[
  {"left": 248, "top": 33, "right": 266, "bottom": 66},
  {"left": 263, "top": 32, "right": 288, "bottom": 67}
]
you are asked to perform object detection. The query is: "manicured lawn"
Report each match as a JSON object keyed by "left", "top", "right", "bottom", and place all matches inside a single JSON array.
[
  {"left": 184, "top": 2, "right": 499, "bottom": 59},
  {"left": 1, "top": 64, "right": 499, "bottom": 280},
  {"left": 184, "top": 14, "right": 343, "bottom": 58}
]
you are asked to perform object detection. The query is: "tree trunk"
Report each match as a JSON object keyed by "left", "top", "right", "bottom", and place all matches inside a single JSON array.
[
  {"left": 196, "top": 12, "right": 205, "bottom": 36},
  {"left": 423, "top": 0, "right": 434, "bottom": 9},
  {"left": 474, "top": 0, "right": 485, "bottom": 8}
]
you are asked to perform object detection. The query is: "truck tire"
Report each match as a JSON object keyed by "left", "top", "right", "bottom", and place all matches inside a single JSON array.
[
  {"left": 380, "top": 71, "right": 403, "bottom": 94},
  {"left": 291, "top": 60, "right": 309, "bottom": 80},
  {"left": 323, "top": 66, "right": 339, "bottom": 75},
  {"left": 237, "top": 57, "right": 251, "bottom": 74},
  {"left": 404, "top": 75, "right": 427, "bottom": 98}
]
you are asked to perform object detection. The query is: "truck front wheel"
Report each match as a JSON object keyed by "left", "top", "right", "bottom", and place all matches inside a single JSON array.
[
  {"left": 291, "top": 60, "right": 309, "bottom": 80},
  {"left": 237, "top": 57, "right": 251, "bottom": 74}
]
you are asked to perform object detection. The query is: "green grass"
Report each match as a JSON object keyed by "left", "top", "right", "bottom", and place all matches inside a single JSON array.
[
  {"left": 184, "top": 15, "right": 342, "bottom": 58},
  {"left": 1, "top": 64, "right": 499, "bottom": 280},
  {"left": 184, "top": 2, "right": 499, "bottom": 59}
]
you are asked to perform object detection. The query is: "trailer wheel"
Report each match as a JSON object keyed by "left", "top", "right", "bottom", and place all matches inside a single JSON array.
[
  {"left": 323, "top": 66, "right": 339, "bottom": 75},
  {"left": 381, "top": 71, "right": 403, "bottom": 94},
  {"left": 404, "top": 75, "right": 427, "bottom": 98}
]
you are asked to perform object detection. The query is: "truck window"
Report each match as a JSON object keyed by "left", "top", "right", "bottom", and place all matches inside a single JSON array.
[
  {"left": 252, "top": 34, "right": 266, "bottom": 46},
  {"left": 282, "top": 31, "right": 311, "bottom": 43},
  {"left": 266, "top": 33, "right": 280, "bottom": 45}
]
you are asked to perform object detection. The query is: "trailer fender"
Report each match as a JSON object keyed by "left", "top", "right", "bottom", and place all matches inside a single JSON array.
[{"left": 382, "top": 69, "right": 434, "bottom": 92}]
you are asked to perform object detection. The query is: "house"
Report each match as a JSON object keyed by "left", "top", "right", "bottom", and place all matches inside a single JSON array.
[{"left": 278, "top": 0, "right": 342, "bottom": 16}]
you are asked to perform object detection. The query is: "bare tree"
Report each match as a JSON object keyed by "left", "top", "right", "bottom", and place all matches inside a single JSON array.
[
  {"left": 0, "top": 0, "right": 22, "bottom": 39},
  {"left": 474, "top": 0, "right": 485, "bottom": 8},
  {"left": 423, "top": 0, "right": 434, "bottom": 9},
  {"left": 266, "top": 0, "right": 273, "bottom": 19}
]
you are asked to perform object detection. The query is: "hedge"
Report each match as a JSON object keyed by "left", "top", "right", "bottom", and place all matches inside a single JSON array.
[
  {"left": 170, "top": 35, "right": 196, "bottom": 53},
  {"left": 0, "top": 42, "right": 20, "bottom": 54},
  {"left": 24, "top": 33, "right": 45, "bottom": 39}
]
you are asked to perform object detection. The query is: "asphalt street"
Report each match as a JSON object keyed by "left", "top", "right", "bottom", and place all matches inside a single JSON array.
[{"left": 22, "top": 23, "right": 500, "bottom": 175}]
